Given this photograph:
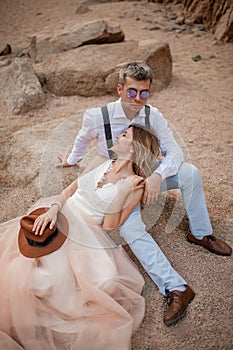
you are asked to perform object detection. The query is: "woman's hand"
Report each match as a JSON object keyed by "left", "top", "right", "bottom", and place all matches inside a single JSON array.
[
  {"left": 32, "top": 206, "right": 59, "bottom": 236},
  {"left": 119, "top": 175, "right": 145, "bottom": 193}
]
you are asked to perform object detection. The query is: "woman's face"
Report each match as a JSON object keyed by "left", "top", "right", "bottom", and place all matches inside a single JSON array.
[{"left": 111, "top": 127, "right": 134, "bottom": 157}]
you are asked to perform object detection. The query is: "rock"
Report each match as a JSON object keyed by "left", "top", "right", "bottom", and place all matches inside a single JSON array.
[
  {"left": 175, "top": 16, "right": 185, "bottom": 25},
  {"left": 0, "top": 58, "right": 45, "bottom": 114},
  {"left": 0, "top": 37, "right": 37, "bottom": 65},
  {"left": 184, "top": 0, "right": 233, "bottom": 42},
  {"left": 141, "top": 283, "right": 153, "bottom": 299},
  {"left": 192, "top": 54, "right": 202, "bottom": 61},
  {"left": 36, "top": 20, "right": 125, "bottom": 63},
  {"left": 168, "top": 13, "right": 178, "bottom": 20},
  {"left": 0, "top": 23, "right": 172, "bottom": 115},
  {"left": 35, "top": 40, "right": 172, "bottom": 96},
  {"left": 15, "top": 36, "right": 37, "bottom": 62},
  {"left": 75, "top": 4, "right": 90, "bottom": 14},
  {"left": 169, "top": 25, "right": 186, "bottom": 32},
  {"left": 0, "top": 113, "right": 90, "bottom": 199},
  {"left": 149, "top": 26, "right": 162, "bottom": 31},
  {"left": 214, "top": 7, "right": 233, "bottom": 42},
  {"left": 35, "top": 71, "right": 46, "bottom": 86},
  {"left": 0, "top": 44, "right": 12, "bottom": 56},
  {"left": 155, "top": 0, "right": 233, "bottom": 42}
]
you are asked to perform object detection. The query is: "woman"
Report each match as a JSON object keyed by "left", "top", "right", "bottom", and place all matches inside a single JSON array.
[{"left": 0, "top": 125, "right": 160, "bottom": 350}]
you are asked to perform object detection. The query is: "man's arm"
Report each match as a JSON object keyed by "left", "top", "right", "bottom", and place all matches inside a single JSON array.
[
  {"left": 143, "top": 106, "right": 184, "bottom": 204},
  {"left": 55, "top": 108, "right": 98, "bottom": 168},
  {"left": 149, "top": 106, "right": 184, "bottom": 181}
]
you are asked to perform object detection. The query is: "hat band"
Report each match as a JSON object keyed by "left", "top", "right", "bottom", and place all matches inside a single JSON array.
[{"left": 26, "top": 228, "right": 59, "bottom": 248}]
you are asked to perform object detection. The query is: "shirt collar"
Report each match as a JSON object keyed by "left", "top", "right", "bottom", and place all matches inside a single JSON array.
[{"left": 112, "top": 99, "right": 125, "bottom": 119}]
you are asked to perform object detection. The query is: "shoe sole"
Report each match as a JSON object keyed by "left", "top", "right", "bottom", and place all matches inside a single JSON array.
[{"left": 164, "top": 294, "right": 196, "bottom": 326}]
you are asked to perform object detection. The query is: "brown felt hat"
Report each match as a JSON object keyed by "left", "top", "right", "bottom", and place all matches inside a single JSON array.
[{"left": 18, "top": 207, "right": 69, "bottom": 258}]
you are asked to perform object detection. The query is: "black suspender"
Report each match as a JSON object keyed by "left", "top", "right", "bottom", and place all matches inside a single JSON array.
[
  {"left": 101, "top": 106, "right": 115, "bottom": 159},
  {"left": 101, "top": 105, "right": 150, "bottom": 159},
  {"left": 145, "top": 105, "right": 150, "bottom": 127}
]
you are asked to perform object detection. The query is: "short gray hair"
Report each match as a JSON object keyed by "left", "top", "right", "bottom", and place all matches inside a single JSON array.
[{"left": 119, "top": 62, "right": 153, "bottom": 85}]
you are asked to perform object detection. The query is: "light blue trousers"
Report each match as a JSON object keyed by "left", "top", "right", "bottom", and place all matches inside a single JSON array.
[{"left": 120, "top": 162, "right": 212, "bottom": 296}]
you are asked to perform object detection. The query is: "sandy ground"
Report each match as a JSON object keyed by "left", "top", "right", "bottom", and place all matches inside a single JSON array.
[{"left": 0, "top": 1, "right": 233, "bottom": 349}]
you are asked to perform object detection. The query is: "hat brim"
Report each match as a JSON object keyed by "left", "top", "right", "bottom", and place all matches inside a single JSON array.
[{"left": 18, "top": 207, "right": 69, "bottom": 258}]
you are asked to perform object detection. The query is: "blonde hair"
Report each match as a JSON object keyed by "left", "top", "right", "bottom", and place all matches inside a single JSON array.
[{"left": 129, "top": 124, "right": 160, "bottom": 178}]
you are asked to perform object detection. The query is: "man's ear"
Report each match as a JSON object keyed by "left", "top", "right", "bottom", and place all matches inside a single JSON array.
[{"left": 117, "top": 84, "right": 122, "bottom": 96}]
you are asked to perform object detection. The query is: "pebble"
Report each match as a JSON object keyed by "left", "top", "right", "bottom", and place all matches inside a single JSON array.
[{"left": 192, "top": 54, "right": 202, "bottom": 62}]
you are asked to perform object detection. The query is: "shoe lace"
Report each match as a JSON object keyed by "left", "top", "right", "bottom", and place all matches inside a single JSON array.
[
  {"left": 205, "top": 235, "right": 216, "bottom": 241},
  {"left": 166, "top": 289, "right": 185, "bottom": 305},
  {"left": 166, "top": 292, "right": 176, "bottom": 305}
]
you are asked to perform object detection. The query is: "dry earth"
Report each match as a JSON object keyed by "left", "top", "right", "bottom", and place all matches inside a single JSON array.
[{"left": 0, "top": 1, "right": 233, "bottom": 349}]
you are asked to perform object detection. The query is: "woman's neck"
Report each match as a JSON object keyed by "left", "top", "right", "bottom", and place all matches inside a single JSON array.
[{"left": 112, "top": 157, "right": 134, "bottom": 176}]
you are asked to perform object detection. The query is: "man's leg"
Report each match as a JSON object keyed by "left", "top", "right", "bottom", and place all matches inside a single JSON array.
[
  {"left": 120, "top": 205, "right": 195, "bottom": 325},
  {"left": 161, "top": 162, "right": 232, "bottom": 255}
]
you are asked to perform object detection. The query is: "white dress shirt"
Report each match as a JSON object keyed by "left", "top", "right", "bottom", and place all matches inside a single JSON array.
[{"left": 67, "top": 99, "right": 184, "bottom": 180}]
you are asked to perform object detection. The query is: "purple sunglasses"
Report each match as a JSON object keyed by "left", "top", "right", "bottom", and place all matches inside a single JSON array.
[{"left": 127, "top": 88, "right": 150, "bottom": 100}]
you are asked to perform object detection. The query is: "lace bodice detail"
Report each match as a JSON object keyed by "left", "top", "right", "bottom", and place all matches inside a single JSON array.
[{"left": 71, "top": 160, "right": 119, "bottom": 224}]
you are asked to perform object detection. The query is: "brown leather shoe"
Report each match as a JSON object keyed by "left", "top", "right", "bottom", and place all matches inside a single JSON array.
[
  {"left": 163, "top": 286, "right": 195, "bottom": 326},
  {"left": 187, "top": 232, "right": 232, "bottom": 256}
]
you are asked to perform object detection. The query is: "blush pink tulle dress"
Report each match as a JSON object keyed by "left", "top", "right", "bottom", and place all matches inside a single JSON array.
[{"left": 0, "top": 160, "right": 145, "bottom": 350}]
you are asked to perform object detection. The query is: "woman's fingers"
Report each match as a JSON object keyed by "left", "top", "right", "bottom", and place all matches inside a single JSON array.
[
  {"left": 33, "top": 213, "right": 51, "bottom": 235},
  {"left": 49, "top": 216, "right": 57, "bottom": 230},
  {"left": 38, "top": 220, "right": 49, "bottom": 236},
  {"left": 124, "top": 175, "right": 145, "bottom": 191}
]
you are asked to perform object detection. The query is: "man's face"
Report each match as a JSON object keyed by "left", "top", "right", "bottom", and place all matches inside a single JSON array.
[{"left": 117, "top": 77, "right": 151, "bottom": 114}]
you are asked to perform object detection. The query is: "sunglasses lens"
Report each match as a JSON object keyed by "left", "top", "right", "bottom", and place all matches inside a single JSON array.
[
  {"left": 127, "top": 89, "right": 137, "bottom": 99},
  {"left": 140, "top": 90, "right": 150, "bottom": 100},
  {"left": 127, "top": 89, "right": 150, "bottom": 100}
]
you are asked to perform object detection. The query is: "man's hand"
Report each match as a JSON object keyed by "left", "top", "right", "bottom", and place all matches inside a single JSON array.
[
  {"left": 55, "top": 154, "right": 77, "bottom": 168},
  {"left": 143, "top": 173, "right": 162, "bottom": 205}
]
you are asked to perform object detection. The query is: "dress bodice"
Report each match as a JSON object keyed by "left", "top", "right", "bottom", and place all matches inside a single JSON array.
[{"left": 71, "top": 160, "right": 119, "bottom": 225}]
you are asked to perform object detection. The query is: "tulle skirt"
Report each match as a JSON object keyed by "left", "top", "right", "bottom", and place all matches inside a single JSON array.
[{"left": 0, "top": 198, "right": 145, "bottom": 350}]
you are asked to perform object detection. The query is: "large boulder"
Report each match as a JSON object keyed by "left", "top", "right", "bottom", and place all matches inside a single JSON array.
[
  {"left": 35, "top": 40, "right": 172, "bottom": 96},
  {"left": 36, "top": 20, "right": 125, "bottom": 63},
  {"left": 0, "top": 58, "right": 45, "bottom": 114}
]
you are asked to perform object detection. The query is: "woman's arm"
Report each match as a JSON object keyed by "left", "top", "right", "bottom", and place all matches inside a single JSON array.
[
  {"left": 33, "top": 156, "right": 107, "bottom": 236},
  {"left": 102, "top": 175, "right": 145, "bottom": 230},
  {"left": 33, "top": 179, "right": 78, "bottom": 236}
]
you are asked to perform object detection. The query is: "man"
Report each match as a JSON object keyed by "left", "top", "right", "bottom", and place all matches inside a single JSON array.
[{"left": 56, "top": 62, "right": 232, "bottom": 326}]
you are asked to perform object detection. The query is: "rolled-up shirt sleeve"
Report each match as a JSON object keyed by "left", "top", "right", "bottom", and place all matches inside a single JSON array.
[
  {"left": 149, "top": 107, "right": 184, "bottom": 180},
  {"left": 67, "top": 109, "right": 98, "bottom": 165}
]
